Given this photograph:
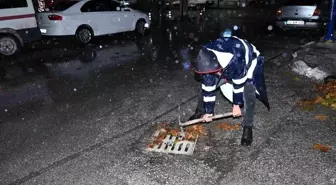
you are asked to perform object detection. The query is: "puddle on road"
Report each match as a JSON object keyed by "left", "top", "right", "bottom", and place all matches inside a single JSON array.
[
  {"left": 0, "top": 17, "right": 284, "bottom": 120},
  {"left": 44, "top": 43, "right": 142, "bottom": 80}
]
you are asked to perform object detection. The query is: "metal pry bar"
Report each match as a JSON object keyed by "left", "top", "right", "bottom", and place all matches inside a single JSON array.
[
  {"left": 179, "top": 112, "right": 233, "bottom": 127},
  {"left": 178, "top": 114, "right": 185, "bottom": 140}
]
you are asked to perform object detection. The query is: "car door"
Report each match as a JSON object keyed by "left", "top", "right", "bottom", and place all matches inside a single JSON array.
[
  {"left": 80, "top": 0, "right": 119, "bottom": 35},
  {"left": 109, "top": 0, "right": 135, "bottom": 32},
  {"left": 120, "top": 5, "right": 136, "bottom": 31}
]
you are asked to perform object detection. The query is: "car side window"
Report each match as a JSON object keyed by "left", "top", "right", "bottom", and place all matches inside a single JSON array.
[
  {"left": 110, "top": 1, "right": 122, "bottom": 11},
  {"left": 81, "top": 0, "right": 112, "bottom": 12},
  {"left": 0, "top": 0, "right": 28, "bottom": 9}
]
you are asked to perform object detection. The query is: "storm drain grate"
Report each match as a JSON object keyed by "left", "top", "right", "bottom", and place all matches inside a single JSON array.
[{"left": 146, "top": 130, "right": 198, "bottom": 155}]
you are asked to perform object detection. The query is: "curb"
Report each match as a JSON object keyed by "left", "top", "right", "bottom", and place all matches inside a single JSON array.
[{"left": 265, "top": 41, "right": 317, "bottom": 62}]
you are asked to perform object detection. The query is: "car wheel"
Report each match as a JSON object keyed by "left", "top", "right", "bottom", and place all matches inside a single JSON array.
[
  {"left": 76, "top": 27, "right": 93, "bottom": 44},
  {"left": 0, "top": 35, "right": 20, "bottom": 56},
  {"left": 135, "top": 20, "right": 147, "bottom": 35}
]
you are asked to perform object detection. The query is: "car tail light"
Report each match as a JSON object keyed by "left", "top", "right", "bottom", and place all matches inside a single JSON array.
[
  {"left": 48, "top": 14, "right": 62, "bottom": 20},
  {"left": 313, "top": 7, "right": 320, "bottom": 16},
  {"left": 276, "top": 8, "right": 281, "bottom": 16}
]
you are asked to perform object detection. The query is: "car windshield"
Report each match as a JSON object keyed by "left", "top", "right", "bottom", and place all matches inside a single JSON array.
[
  {"left": 49, "top": 1, "right": 79, "bottom": 11},
  {"left": 284, "top": 0, "right": 321, "bottom": 6}
]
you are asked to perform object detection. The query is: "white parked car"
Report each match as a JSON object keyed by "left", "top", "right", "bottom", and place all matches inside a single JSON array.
[
  {"left": 37, "top": 0, "right": 150, "bottom": 44},
  {"left": 0, "top": 0, "right": 41, "bottom": 56}
]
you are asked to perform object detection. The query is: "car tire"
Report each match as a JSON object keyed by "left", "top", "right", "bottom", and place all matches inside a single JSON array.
[
  {"left": 0, "top": 35, "right": 20, "bottom": 56},
  {"left": 76, "top": 26, "right": 93, "bottom": 44},
  {"left": 135, "top": 19, "right": 147, "bottom": 35}
]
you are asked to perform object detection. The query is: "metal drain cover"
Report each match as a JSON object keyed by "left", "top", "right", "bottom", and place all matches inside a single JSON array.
[{"left": 146, "top": 130, "right": 198, "bottom": 155}]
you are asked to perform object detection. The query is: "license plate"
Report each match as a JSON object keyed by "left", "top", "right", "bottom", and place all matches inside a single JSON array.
[
  {"left": 286, "top": 20, "right": 304, "bottom": 25},
  {"left": 40, "top": 29, "right": 47, "bottom": 33}
]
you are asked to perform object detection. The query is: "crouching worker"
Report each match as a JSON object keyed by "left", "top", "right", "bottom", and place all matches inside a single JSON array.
[{"left": 190, "top": 28, "right": 270, "bottom": 146}]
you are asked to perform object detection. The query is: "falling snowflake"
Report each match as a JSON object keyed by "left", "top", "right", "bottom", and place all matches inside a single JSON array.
[
  {"left": 5, "top": 109, "right": 8, "bottom": 112},
  {"left": 233, "top": 25, "right": 239, "bottom": 30},
  {"left": 74, "top": 88, "right": 77, "bottom": 91},
  {"left": 194, "top": 37, "right": 199, "bottom": 42},
  {"left": 99, "top": 45, "right": 103, "bottom": 48},
  {"left": 167, "top": 94, "right": 172, "bottom": 98},
  {"left": 236, "top": 43, "right": 241, "bottom": 48},
  {"left": 175, "top": 60, "right": 179, "bottom": 64},
  {"left": 22, "top": 118, "right": 25, "bottom": 120},
  {"left": 292, "top": 52, "right": 297, "bottom": 58},
  {"left": 149, "top": 79, "right": 153, "bottom": 83},
  {"left": 267, "top": 25, "right": 273, "bottom": 30},
  {"left": 242, "top": 3, "right": 246, "bottom": 7}
]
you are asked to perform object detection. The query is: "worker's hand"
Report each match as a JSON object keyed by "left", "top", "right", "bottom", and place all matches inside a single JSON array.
[
  {"left": 202, "top": 114, "right": 213, "bottom": 122},
  {"left": 232, "top": 105, "right": 242, "bottom": 117}
]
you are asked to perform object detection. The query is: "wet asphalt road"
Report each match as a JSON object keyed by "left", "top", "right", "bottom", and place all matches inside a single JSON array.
[{"left": 0, "top": 9, "right": 333, "bottom": 185}]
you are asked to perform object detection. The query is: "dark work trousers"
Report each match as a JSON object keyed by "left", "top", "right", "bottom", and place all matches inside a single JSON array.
[{"left": 194, "top": 82, "right": 256, "bottom": 127}]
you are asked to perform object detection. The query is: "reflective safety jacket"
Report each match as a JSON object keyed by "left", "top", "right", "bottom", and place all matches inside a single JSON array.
[{"left": 194, "top": 36, "right": 270, "bottom": 114}]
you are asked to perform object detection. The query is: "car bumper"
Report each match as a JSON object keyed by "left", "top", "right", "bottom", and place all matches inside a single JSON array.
[
  {"left": 17, "top": 27, "right": 41, "bottom": 44},
  {"left": 276, "top": 20, "right": 326, "bottom": 29},
  {"left": 39, "top": 24, "right": 74, "bottom": 36}
]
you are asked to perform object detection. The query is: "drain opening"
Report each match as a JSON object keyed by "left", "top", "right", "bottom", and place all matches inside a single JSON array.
[
  {"left": 185, "top": 143, "right": 190, "bottom": 152},
  {"left": 146, "top": 127, "right": 198, "bottom": 155},
  {"left": 178, "top": 143, "right": 183, "bottom": 151},
  {"left": 158, "top": 143, "right": 163, "bottom": 149},
  {"left": 171, "top": 142, "right": 176, "bottom": 150}
]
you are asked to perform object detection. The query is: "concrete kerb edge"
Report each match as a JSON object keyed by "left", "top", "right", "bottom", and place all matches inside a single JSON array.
[{"left": 265, "top": 41, "right": 317, "bottom": 62}]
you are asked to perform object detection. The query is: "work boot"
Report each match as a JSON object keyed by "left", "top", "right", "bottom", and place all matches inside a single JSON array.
[
  {"left": 241, "top": 126, "right": 253, "bottom": 146},
  {"left": 188, "top": 112, "right": 204, "bottom": 121}
]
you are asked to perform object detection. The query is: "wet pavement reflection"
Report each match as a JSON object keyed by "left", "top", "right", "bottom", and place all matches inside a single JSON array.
[{"left": 0, "top": 13, "right": 322, "bottom": 123}]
